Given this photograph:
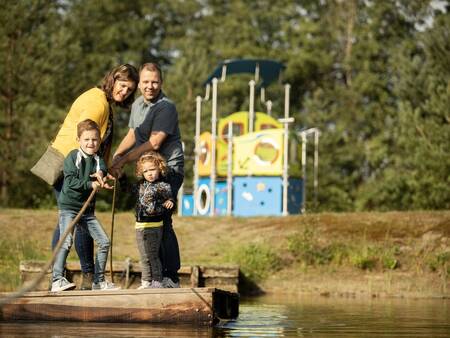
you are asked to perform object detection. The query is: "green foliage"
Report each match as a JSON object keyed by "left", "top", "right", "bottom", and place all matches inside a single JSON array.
[
  {"left": 428, "top": 251, "right": 450, "bottom": 274},
  {"left": 286, "top": 226, "right": 401, "bottom": 271},
  {"left": 227, "top": 243, "right": 282, "bottom": 282},
  {"left": 0, "top": 0, "right": 448, "bottom": 212},
  {"left": 287, "top": 227, "right": 337, "bottom": 265},
  {"left": 351, "top": 254, "right": 377, "bottom": 270},
  {"left": 349, "top": 245, "right": 401, "bottom": 271},
  {"left": 0, "top": 238, "right": 45, "bottom": 291}
]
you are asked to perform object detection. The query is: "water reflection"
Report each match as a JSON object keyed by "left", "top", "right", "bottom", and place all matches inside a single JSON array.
[
  {"left": 1, "top": 294, "right": 449, "bottom": 337},
  {"left": 218, "top": 294, "right": 450, "bottom": 337}
]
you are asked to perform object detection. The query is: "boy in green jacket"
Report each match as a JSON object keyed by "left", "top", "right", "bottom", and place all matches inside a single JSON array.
[{"left": 51, "top": 119, "right": 119, "bottom": 291}]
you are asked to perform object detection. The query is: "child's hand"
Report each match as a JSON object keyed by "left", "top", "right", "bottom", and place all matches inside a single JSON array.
[
  {"left": 90, "top": 172, "right": 105, "bottom": 187},
  {"left": 91, "top": 181, "right": 101, "bottom": 190},
  {"left": 163, "top": 200, "right": 174, "bottom": 210}
]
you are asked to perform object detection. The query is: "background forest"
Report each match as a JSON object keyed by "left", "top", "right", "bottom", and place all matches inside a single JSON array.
[{"left": 0, "top": 0, "right": 448, "bottom": 212}]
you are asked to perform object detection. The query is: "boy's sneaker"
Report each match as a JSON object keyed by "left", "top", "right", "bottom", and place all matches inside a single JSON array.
[
  {"left": 150, "top": 280, "right": 163, "bottom": 288},
  {"left": 162, "top": 277, "right": 180, "bottom": 288},
  {"left": 137, "top": 280, "right": 151, "bottom": 290},
  {"left": 92, "top": 280, "right": 121, "bottom": 291},
  {"left": 51, "top": 277, "right": 76, "bottom": 292}
]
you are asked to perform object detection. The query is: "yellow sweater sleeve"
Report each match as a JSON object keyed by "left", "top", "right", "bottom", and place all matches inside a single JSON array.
[{"left": 52, "top": 88, "right": 110, "bottom": 157}]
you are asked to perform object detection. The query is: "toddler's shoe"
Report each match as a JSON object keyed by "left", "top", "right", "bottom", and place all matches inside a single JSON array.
[
  {"left": 137, "top": 280, "right": 151, "bottom": 290},
  {"left": 92, "top": 280, "right": 121, "bottom": 290},
  {"left": 150, "top": 280, "right": 163, "bottom": 288},
  {"left": 51, "top": 277, "right": 76, "bottom": 292}
]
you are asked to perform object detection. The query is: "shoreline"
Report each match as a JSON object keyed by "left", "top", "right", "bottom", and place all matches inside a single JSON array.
[{"left": 0, "top": 209, "right": 449, "bottom": 299}]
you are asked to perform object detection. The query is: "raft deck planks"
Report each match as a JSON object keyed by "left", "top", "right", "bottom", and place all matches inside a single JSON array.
[{"left": 0, "top": 288, "right": 239, "bottom": 326}]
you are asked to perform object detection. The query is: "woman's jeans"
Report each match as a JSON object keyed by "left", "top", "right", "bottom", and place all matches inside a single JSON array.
[
  {"left": 136, "top": 227, "right": 163, "bottom": 282},
  {"left": 52, "top": 177, "right": 95, "bottom": 274},
  {"left": 52, "top": 210, "right": 110, "bottom": 283}
]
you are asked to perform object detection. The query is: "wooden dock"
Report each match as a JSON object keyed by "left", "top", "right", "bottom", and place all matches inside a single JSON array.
[
  {"left": 20, "top": 260, "right": 239, "bottom": 292},
  {"left": 0, "top": 288, "right": 239, "bottom": 326}
]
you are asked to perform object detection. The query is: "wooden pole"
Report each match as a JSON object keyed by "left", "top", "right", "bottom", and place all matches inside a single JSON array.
[
  {"left": 210, "top": 78, "right": 218, "bottom": 216},
  {"left": 0, "top": 188, "right": 98, "bottom": 306},
  {"left": 226, "top": 121, "right": 233, "bottom": 216},
  {"left": 109, "top": 181, "right": 117, "bottom": 282}
]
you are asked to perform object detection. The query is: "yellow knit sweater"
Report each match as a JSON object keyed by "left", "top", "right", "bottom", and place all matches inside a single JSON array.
[{"left": 51, "top": 88, "right": 111, "bottom": 160}]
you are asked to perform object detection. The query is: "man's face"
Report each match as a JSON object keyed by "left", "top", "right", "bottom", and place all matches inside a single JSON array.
[{"left": 139, "top": 69, "right": 162, "bottom": 102}]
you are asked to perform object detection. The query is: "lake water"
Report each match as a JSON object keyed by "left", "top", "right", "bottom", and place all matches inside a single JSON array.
[{"left": 1, "top": 294, "right": 449, "bottom": 337}]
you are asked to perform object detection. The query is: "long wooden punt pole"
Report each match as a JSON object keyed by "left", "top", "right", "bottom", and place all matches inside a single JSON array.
[
  {"left": 109, "top": 180, "right": 117, "bottom": 282},
  {"left": 0, "top": 187, "right": 98, "bottom": 307}
]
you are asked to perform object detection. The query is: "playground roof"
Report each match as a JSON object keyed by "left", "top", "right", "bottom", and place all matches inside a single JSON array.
[{"left": 203, "top": 59, "right": 285, "bottom": 88}]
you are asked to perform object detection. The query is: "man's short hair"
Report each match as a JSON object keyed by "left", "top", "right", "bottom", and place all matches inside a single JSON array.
[{"left": 139, "top": 62, "right": 163, "bottom": 83}]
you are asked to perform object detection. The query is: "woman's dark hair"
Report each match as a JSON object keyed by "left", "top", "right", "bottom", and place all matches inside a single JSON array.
[{"left": 101, "top": 64, "right": 139, "bottom": 108}]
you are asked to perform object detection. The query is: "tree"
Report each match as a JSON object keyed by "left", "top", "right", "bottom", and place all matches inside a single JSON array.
[{"left": 358, "top": 11, "right": 450, "bottom": 210}]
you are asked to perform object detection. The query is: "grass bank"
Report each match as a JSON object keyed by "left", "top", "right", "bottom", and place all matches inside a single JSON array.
[{"left": 0, "top": 209, "right": 449, "bottom": 298}]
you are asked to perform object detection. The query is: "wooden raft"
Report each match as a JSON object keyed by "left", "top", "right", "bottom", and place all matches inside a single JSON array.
[
  {"left": 0, "top": 288, "right": 239, "bottom": 326},
  {"left": 20, "top": 260, "right": 239, "bottom": 292}
]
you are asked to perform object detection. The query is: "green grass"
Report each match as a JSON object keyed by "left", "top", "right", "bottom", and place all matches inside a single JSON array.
[{"left": 0, "top": 239, "right": 47, "bottom": 291}]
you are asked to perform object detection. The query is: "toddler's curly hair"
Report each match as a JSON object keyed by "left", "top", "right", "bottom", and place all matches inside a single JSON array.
[{"left": 135, "top": 151, "right": 168, "bottom": 178}]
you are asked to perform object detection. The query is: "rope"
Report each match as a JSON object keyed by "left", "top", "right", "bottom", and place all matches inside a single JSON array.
[{"left": 0, "top": 187, "right": 98, "bottom": 307}]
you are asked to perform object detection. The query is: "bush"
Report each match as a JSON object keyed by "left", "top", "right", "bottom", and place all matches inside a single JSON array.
[
  {"left": 287, "top": 228, "right": 346, "bottom": 266},
  {"left": 428, "top": 251, "right": 450, "bottom": 274},
  {"left": 228, "top": 243, "right": 282, "bottom": 282}
]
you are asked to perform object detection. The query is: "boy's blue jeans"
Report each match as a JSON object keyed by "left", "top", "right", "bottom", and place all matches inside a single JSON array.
[
  {"left": 52, "top": 210, "right": 110, "bottom": 284},
  {"left": 52, "top": 178, "right": 94, "bottom": 274}
]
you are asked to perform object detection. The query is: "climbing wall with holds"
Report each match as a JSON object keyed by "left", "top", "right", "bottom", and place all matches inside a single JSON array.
[
  {"left": 233, "top": 176, "right": 304, "bottom": 216},
  {"left": 233, "top": 177, "right": 283, "bottom": 216}
]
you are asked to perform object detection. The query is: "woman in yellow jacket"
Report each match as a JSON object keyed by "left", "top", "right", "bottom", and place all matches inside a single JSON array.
[{"left": 51, "top": 64, "right": 139, "bottom": 290}]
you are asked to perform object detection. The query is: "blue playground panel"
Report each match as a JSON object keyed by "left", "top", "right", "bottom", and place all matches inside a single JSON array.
[
  {"left": 233, "top": 176, "right": 303, "bottom": 216},
  {"left": 195, "top": 178, "right": 228, "bottom": 216},
  {"left": 181, "top": 194, "right": 194, "bottom": 216}
]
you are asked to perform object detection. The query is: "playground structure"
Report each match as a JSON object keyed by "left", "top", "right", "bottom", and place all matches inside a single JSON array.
[{"left": 180, "top": 59, "right": 319, "bottom": 217}]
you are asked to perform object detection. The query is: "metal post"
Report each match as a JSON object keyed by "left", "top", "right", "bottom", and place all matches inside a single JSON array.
[
  {"left": 266, "top": 100, "right": 272, "bottom": 117},
  {"left": 249, "top": 80, "right": 255, "bottom": 133},
  {"left": 210, "top": 78, "right": 218, "bottom": 216},
  {"left": 193, "top": 96, "right": 202, "bottom": 216},
  {"left": 178, "top": 142, "right": 185, "bottom": 216},
  {"left": 282, "top": 84, "right": 291, "bottom": 216},
  {"left": 226, "top": 121, "right": 233, "bottom": 216},
  {"left": 314, "top": 130, "right": 319, "bottom": 205},
  {"left": 301, "top": 133, "right": 307, "bottom": 214}
]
